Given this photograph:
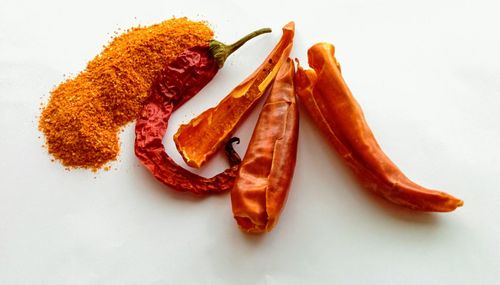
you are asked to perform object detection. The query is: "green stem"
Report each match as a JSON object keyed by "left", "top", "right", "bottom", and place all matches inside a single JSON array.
[{"left": 210, "top": 28, "right": 272, "bottom": 68}]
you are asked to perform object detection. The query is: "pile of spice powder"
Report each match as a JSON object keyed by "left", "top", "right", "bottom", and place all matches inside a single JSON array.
[{"left": 39, "top": 18, "right": 213, "bottom": 170}]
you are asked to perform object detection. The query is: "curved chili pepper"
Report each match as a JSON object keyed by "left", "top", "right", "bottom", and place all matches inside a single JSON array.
[
  {"left": 294, "top": 43, "right": 463, "bottom": 212},
  {"left": 174, "top": 22, "right": 295, "bottom": 168},
  {"left": 134, "top": 28, "right": 271, "bottom": 194},
  {"left": 231, "top": 58, "right": 298, "bottom": 233}
]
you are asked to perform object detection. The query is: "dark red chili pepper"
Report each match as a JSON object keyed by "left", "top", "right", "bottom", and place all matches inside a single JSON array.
[{"left": 134, "top": 28, "right": 271, "bottom": 194}]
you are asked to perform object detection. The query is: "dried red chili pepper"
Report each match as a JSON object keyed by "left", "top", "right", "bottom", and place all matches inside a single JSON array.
[
  {"left": 174, "top": 22, "right": 295, "bottom": 168},
  {"left": 295, "top": 43, "right": 463, "bottom": 212},
  {"left": 134, "top": 28, "right": 271, "bottom": 194},
  {"left": 231, "top": 58, "right": 299, "bottom": 233}
]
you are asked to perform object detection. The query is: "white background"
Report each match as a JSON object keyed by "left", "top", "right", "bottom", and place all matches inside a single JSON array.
[{"left": 1, "top": 0, "right": 499, "bottom": 284}]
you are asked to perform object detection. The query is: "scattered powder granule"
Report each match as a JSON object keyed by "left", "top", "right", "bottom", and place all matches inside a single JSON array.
[{"left": 39, "top": 18, "right": 213, "bottom": 170}]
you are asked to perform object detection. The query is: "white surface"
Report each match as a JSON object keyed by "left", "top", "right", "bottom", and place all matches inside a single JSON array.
[{"left": 1, "top": 0, "right": 499, "bottom": 284}]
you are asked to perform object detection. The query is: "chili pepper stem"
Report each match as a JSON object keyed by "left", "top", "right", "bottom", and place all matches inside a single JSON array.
[
  {"left": 224, "top": 137, "right": 242, "bottom": 167},
  {"left": 210, "top": 28, "right": 272, "bottom": 68}
]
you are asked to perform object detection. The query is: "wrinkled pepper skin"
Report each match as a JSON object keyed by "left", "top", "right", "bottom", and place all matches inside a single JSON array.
[
  {"left": 174, "top": 22, "right": 295, "bottom": 169},
  {"left": 135, "top": 47, "right": 240, "bottom": 194},
  {"left": 135, "top": 28, "right": 271, "bottom": 195},
  {"left": 295, "top": 43, "right": 463, "bottom": 212},
  {"left": 231, "top": 58, "right": 299, "bottom": 233}
]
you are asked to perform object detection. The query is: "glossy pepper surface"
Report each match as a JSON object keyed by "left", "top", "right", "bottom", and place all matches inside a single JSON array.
[
  {"left": 231, "top": 58, "right": 299, "bottom": 233},
  {"left": 294, "top": 43, "right": 463, "bottom": 212},
  {"left": 134, "top": 29, "right": 270, "bottom": 194},
  {"left": 174, "top": 22, "right": 295, "bottom": 168}
]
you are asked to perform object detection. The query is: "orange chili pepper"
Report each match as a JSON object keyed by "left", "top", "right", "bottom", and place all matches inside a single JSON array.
[
  {"left": 174, "top": 22, "right": 295, "bottom": 168},
  {"left": 295, "top": 43, "right": 463, "bottom": 212},
  {"left": 231, "top": 58, "right": 298, "bottom": 233}
]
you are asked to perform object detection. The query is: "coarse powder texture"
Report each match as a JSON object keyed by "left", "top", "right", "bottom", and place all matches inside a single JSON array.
[{"left": 39, "top": 18, "right": 213, "bottom": 170}]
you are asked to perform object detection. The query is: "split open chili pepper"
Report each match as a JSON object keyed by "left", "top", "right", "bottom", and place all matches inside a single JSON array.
[
  {"left": 294, "top": 43, "right": 463, "bottom": 212},
  {"left": 173, "top": 22, "right": 295, "bottom": 168},
  {"left": 134, "top": 28, "right": 271, "bottom": 194},
  {"left": 231, "top": 58, "right": 298, "bottom": 233}
]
